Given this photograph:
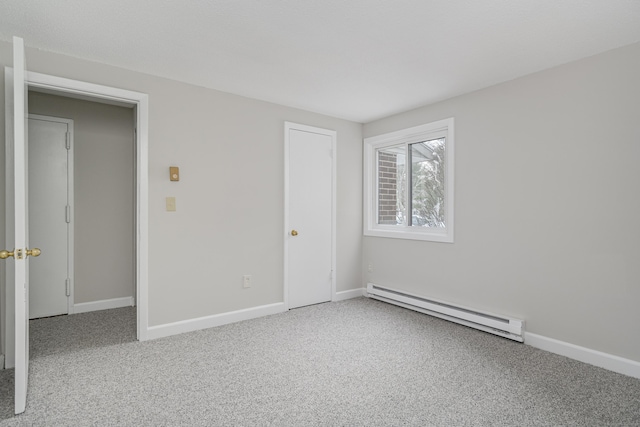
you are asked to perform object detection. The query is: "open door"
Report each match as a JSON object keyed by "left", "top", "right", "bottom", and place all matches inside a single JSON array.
[
  {"left": 11, "top": 35, "right": 30, "bottom": 416},
  {"left": 2, "top": 35, "right": 40, "bottom": 415}
]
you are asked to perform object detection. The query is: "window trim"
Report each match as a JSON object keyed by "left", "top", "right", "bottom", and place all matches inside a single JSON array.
[{"left": 363, "top": 118, "right": 454, "bottom": 243}]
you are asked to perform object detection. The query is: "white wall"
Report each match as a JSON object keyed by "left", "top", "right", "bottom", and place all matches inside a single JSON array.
[
  {"left": 28, "top": 91, "right": 135, "bottom": 305},
  {"left": 0, "top": 40, "right": 363, "bottom": 335},
  {"left": 363, "top": 42, "right": 640, "bottom": 362}
]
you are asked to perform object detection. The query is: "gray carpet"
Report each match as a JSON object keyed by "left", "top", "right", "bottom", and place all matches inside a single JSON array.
[{"left": 1, "top": 298, "right": 639, "bottom": 426}]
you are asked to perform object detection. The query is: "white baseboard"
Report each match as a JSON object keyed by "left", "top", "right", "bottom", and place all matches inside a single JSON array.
[
  {"left": 147, "top": 302, "right": 286, "bottom": 340},
  {"left": 525, "top": 332, "right": 640, "bottom": 379},
  {"left": 333, "top": 288, "right": 366, "bottom": 301},
  {"left": 72, "top": 296, "right": 134, "bottom": 314}
]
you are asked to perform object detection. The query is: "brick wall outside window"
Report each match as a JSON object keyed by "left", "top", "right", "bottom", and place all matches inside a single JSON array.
[{"left": 378, "top": 152, "right": 398, "bottom": 224}]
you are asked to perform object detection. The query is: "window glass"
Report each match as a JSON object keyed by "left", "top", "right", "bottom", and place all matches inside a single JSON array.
[
  {"left": 363, "top": 118, "right": 454, "bottom": 242},
  {"left": 410, "top": 138, "right": 445, "bottom": 228}
]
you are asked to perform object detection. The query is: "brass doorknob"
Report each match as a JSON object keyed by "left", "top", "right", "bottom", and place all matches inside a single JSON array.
[
  {"left": 0, "top": 249, "right": 15, "bottom": 259},
  {"left": 27, "top": 248, "right": 41, "bottom": 257},
  {"left": 0, "top": 248, "right": 40, "bottom": 259},
  {"left": 291, "top": 230, "right": 298, "bottom": 236}
]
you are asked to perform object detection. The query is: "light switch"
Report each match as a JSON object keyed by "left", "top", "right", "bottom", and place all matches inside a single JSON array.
[
  {"left": 170, "top": 166, "right": 179, "bottom": 181},
  {"left": 166, "top": 197, "right": 176, "bottom": 212}
]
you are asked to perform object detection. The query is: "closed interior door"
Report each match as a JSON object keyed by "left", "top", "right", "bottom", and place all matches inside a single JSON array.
[
  {"left": 286, "top": 124, "right": 334, "bottom": 309},
  {"left": 28, "top": 115, "right": 71, "bottom": 318}
]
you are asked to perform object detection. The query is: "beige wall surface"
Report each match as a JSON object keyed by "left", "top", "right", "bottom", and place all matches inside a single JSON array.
[
  {"left": 29, "top": 92, "right": 135, "bottom": 304},
  {"left": 363, "top": 42, "right": 640, "bottom": 362},
  {"left": 0, "top": 40, "right": 363, "bottom": 330}
]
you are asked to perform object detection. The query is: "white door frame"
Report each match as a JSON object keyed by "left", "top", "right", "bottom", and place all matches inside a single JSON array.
[
  {"left": 283, "top": 122, "right": 337, "bottom": 310},
  {"left": 4, "top": 69, "right": 150, "bottom": 368},
  {"left": 28, "top": 114, "right": 75, "bottom": 317}
]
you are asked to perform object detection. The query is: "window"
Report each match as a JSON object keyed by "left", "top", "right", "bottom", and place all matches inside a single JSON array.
[{"left": 364, "top": 118, "right": 454, "bottom": 242}]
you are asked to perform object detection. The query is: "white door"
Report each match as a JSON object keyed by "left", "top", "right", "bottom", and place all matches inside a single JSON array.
[
  {"left": 285, "top": 123, "right": 335, "bottom": 309},
  {"left": 3, "top": 36, "right": 37, "bottom": 415},
  {"left": 28, "top": 115, "right": 72, "bottom": 318}
]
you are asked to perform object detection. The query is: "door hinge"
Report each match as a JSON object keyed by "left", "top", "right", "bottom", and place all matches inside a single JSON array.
[
  {"left": 65, "top": 132, "right": 71, "bottom": 150},
  {"left": 65, "top": 279, "right": 71, "bottom": 297},
  {"left": 65, "top": 205, "right": 71, "bottom": 223}
]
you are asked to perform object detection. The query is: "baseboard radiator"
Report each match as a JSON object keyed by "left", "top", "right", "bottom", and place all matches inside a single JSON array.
[{"left": 367, "top": 283, "right": 525, "bottom": 342}]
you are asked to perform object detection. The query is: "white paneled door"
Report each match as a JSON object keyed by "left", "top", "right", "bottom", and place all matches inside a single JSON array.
[
  {"left": 285, "top": 123, "right": 336, "bottom": 309},
  {"left": 28, "top": 116, "right": 72, "bottom": 319},
  {"left": 3, "top": 36, "right": 35, "bottom": 415}
]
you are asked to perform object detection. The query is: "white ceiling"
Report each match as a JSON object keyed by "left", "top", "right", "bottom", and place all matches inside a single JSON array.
[{"left": 1, "top": 0, "right": 640, "bottom": 123}]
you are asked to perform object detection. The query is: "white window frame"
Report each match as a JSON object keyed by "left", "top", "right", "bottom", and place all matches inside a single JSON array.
[{"left": 363, "top": 118, "right": 454, "bottom": 243}]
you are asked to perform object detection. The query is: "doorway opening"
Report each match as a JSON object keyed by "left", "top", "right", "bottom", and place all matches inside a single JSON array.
[
  {"left": 3, "top": 69, "right": 149, "bottom": 372},
  {"left": 28, "top": 91, "right": 136, "bottom": 322}
]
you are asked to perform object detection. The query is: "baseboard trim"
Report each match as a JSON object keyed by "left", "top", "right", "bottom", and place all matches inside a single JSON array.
[
  {"left": 73, "top": 296, "right": 134, "bottom": 314},
  {"left": 146, "top": 302, "right": 286, "bottom": 340},
  {"left": 0, "top": 354, "right": 4, "bottom": 370},
  {"left": 333, "top": 288, "right": 366, "bottom": 301},
  {"left": 525, "top": 332, "right": 640, "bottom": 379}
]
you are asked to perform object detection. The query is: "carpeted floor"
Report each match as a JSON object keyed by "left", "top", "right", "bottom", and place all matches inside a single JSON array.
[{"left": 1, "top": 297, "right": 639, "bottom": 426}]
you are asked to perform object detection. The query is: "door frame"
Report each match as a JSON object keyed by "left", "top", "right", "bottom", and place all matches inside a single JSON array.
[
  {"left": 28, "top": 114, "right": 75, "bottom": 317},
  {"left": 283, "top": 122, "right": 337, "bottom": 310},
  {"left": 4, "top": 69, "right": 150, "bottom": 368}
]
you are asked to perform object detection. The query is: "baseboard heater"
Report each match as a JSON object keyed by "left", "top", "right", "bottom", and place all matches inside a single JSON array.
[{"left": 367, "top": 283, "right": 525, "bottom": 342}]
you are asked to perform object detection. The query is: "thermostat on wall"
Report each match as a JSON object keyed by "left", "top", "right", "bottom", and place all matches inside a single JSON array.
[{"left": 170, "top": 166, "right": 179, "bottom": 181}]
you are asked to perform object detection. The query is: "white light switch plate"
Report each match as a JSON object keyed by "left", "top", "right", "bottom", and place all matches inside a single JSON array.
[{"left": 166, "top": 197, "right": 176, "bottom": 211}]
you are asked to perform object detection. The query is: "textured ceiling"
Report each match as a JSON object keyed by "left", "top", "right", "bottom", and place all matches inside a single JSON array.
[{"left": 1, "top": 0, "right": 640, "bottom": 123}]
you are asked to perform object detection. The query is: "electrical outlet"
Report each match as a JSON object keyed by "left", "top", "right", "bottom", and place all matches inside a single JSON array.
[
  {"left": 367, "top": 263, "right": 373, "bottom": 273},
  {"left": 243, "top": 275, "right": 252, "bottom": 288}
]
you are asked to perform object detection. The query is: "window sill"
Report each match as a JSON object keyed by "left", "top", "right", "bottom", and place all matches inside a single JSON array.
[{"left": 364, "top": 227, "right": 453, "bottom": 243}]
